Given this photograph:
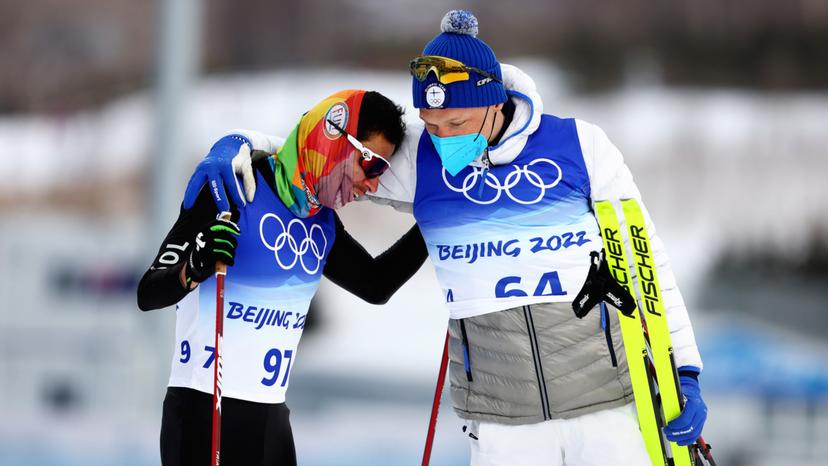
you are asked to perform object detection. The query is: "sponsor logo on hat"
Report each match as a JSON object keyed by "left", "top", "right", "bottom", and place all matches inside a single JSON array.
[
  {"left": 425, "top": 83, "right": 446, "bottom": 108},
  {"left": 324, "top": 102, "right": 349, "bottom": 139}
]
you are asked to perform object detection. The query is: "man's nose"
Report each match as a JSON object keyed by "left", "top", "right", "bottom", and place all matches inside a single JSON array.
[
  {"left": 364, "top": 177, "right": 380, "bottom": 193},
  {"left": 427, "top": 126, "right": 449, "bottom": 138},
  {"left": 434, "top": 127, "right": 451, "bottom": 138}
]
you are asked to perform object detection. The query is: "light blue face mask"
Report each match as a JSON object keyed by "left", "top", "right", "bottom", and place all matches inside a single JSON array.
[
  {"left": 429, "top": 132, "right": 488, "bottom": 176},
  {"left": 429, "top": 106, "right": 494, "bottom": 176}
]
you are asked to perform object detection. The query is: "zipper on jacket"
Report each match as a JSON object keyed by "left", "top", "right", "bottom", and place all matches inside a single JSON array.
[
  {"left": 459, "top": 319, "right": 473, "bottom": 382},
  {"left": 523, "top": 305, "right": 552, "bottom": 420},
  {"left": 600, "top": 302, "right": 618, "bottom": 367}
]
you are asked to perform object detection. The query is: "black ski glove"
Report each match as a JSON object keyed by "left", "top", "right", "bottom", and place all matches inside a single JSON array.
[
  {"left": 186, "top": 216, "right": 241, "bottom": 284},
  {"left": 572, "top": 249, "right": 636, "bottom": 318}
]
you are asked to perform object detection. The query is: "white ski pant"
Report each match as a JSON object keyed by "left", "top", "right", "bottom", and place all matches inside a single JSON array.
[{"left": 465, "top": 403, "right": 651, "bottom": 466}]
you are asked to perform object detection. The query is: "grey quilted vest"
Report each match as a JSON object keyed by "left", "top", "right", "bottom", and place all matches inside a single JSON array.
[{"left": 448, "top": 301, "right": 634, "bottom": 425}]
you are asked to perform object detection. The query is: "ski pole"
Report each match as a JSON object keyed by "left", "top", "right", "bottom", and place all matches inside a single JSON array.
[
  {"left": 421, "top": 330, "right": 450, "bottom": 466},
  {"left": 641, "top": 327, "right": 717, "bottom": 466},
  {"left": 211, "top": 211, "right": 231, "bottom": 466},
  {"left": 693, "top": 436, "right": 717, "bottom": 466}
]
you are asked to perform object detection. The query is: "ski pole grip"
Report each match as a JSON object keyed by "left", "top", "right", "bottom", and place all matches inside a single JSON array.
[{"left": 215, "top": 211, "right": 232, "bottom": 275}]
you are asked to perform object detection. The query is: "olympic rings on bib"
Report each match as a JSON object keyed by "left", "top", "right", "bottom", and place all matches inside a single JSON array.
[
  {"left": 442, "top": 158, "right": 563, "bottom": 205},
  {"left": 259, "top": 214, "right": 328, "bottom": 274}
]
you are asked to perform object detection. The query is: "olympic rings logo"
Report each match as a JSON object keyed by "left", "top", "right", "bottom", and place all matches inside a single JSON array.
[
  {"left": 442, "top": 158, "right": 563, "bottom": 205},
  {"left": 259, "top": 214, "right": 328, "bottom": 274}
]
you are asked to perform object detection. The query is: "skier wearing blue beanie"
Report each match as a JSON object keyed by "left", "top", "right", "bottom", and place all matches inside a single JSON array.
[
  {"left": 392, "top": 12, "right": 708, "bottom": 464},
  {"left": 183, "top": 10, "right": 708, "bottom": 466}
]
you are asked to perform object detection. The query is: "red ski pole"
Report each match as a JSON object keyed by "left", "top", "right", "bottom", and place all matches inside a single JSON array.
[
  {"left": 422, "top": 330, "right": 450, "bottom": 466},
  {"left": 211, "top": 211, "right": 231, "bottom": 466},
  {"left": 693, "top": 436, "right": 717, "bottom": 465}
]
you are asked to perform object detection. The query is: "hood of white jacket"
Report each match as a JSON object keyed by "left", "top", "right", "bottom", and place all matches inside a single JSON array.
[{"left": 485, "top": 63, "right": 544, "bottom": 166}]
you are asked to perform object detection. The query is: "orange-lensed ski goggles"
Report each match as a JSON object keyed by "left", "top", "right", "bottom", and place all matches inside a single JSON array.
[{"left": 409, "top": 55, "right": 502, "bottom": 86}]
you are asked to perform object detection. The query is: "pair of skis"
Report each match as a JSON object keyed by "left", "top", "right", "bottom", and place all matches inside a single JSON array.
[{"left": 588, "top": 199, "right": 715, "bottom": 466}]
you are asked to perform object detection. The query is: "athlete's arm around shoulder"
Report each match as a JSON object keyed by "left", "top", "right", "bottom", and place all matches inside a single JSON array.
[
  {"left": 577, "top": 119, "right": 703, "bottom": 371},
  {"left": 181, "top": 129, "right": 287, "bottom": 212},
  {"left": 322, "top": 213, "right": 428, "bottom": 305},
  {"left": 367, "top": 123, "right": 422, "bottom": 213}
]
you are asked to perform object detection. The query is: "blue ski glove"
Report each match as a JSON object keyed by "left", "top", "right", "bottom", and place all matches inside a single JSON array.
[
  {"left": 664, "top": 367, "right": 707, "bottom": 446},
  {"left": 183, "top": 135, "right": 255, "bottom": 211}
]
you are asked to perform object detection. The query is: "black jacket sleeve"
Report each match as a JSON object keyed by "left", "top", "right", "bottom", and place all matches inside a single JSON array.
[
  {"left": 136, "top": 186, "right": 222, "bottom": 311},
  {"left": 323, "top": 213, "right": 428, "bottom": 305}
]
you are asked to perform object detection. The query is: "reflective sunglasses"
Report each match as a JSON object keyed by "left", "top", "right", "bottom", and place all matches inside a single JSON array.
[
  {"left": 409, "top": 55, "right": 503, "bottom": 86},
  {"left": 326, "top": 118, "right": 391, "bottom": 179}
]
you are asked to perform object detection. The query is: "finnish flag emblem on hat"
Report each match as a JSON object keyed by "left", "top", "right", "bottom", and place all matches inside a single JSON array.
[{"left": 425, "top": 83, "right": 446, "bottom": 108}]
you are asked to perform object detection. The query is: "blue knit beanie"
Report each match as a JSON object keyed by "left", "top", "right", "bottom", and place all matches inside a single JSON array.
[{"left": 412, "top": 10, "right": 507, "bottom": 109}]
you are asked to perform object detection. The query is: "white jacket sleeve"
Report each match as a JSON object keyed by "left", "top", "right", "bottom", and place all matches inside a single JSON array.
[
  {"left": 366, "top": 124, "right": 422, "bottom": 213},
  {"left": 577, "top": 119, "right": 703, "bottom": 371},
  {"left": 228, "top": 129, "right": 286, "bottom": 153}
]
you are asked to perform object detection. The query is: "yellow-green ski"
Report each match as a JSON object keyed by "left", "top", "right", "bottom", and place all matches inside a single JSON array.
[
  {"left": 621, "top": 199, "right": 694, "bottom": 466},
  {"left": 594, "top": 200, "right": 668, "bottom": 466}
]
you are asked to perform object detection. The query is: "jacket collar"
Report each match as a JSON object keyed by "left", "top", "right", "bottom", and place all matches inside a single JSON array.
[{"left": 485, "top": 64, "right": 544, "bottom": 166}]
